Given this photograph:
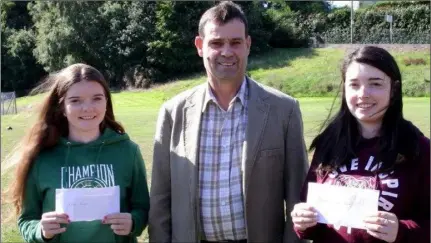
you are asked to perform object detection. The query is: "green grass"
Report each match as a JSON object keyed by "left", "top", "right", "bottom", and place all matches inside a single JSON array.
[
  {"left": 2, "top": 95, "right": 429, "bottom": 243},
  {"left": 248, "top": 48, "right": 430, "bottom": 97},
  {"left": 1, "top": 48, "right": 430, "bottom": 242}
]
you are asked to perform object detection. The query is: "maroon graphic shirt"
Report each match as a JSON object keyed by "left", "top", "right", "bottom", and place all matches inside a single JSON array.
[{"left": 295, "top": 136, "right": 430, "bottom": 243}]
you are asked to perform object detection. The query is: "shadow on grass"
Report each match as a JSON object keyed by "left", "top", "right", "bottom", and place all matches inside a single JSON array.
[{"left": 248, "top": 48, "right": 318, "bottom": 71}]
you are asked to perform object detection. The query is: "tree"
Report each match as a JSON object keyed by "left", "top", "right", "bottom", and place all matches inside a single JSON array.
[
  {"left": 29, "top": 1, "right": 157, "bottom": 88},
  {"left": 236, "top": 1, "right": 273, "bottom": 53},
  {"left": 286, "top": 1, "right": 331, "bottom": 15},
  {"left": 1, "top": 1, "right": 46, "bottom": 94},
  {"left": 146, "top": 1, "right": 212, "bottom": 83},
  {"left": 264, "top": 1, "right": 314, "bottom": 47}
]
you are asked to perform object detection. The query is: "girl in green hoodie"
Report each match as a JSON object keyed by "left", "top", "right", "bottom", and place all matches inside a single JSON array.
[{"left": 5, "top": 63, "right": 150, "bottom": 243}]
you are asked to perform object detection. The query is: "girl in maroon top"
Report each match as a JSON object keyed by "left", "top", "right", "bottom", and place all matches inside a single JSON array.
[{"left": 291, "top": 46, "right": 429, "bottom": 243}]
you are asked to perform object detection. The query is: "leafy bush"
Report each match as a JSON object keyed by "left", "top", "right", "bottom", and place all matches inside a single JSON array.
[
  {"left": 320, "top": 4, "right": 430, "bottom": 44},
  {"left": 267, "top": 7, "right": 312, "bottom": 48}
]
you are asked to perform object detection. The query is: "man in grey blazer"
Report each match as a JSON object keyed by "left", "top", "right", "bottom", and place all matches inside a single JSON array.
[{"left": 149, "top": 2, "right": 309, "bottom": 243}]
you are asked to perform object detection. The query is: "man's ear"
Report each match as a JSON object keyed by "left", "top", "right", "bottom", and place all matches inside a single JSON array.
[{"left": 195, "top": 36, "right": 204, "bottom": 57}]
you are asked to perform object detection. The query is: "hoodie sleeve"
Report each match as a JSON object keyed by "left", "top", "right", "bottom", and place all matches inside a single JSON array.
[
  {"left": 17, "top": 162, "right": 55, "bottom": 243},
  {"left": 129, "top": 145, "right": 150, "bottom": 236},
  {"left": 393, "top": 136, "right": 430, "bottom": 243},
  {"left": 294, "top": 152, "right": 327, "bottom": 240}
]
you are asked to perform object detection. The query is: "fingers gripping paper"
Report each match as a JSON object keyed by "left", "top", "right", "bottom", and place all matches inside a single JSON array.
[
  {"left": 307, "top": 182, "right": 379, "bottom": 229},
  {"left": 55, "top": 186, "right": 120, "bottom": 222}
]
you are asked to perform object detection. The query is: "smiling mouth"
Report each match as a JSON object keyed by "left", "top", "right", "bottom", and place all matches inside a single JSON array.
[
  {"left": 79, "top": 116, "right": 96, "bottom": 120},
  {"left": 218, "top": 62, "right": 236, "bottom": 66},
  {"left": 356, "top": 103, "right": 375, "bottom": 109}
]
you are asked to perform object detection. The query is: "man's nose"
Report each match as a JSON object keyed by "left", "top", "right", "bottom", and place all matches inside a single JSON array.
[{"left": 220, "top": 43, "right": 234, "bottom": 57}]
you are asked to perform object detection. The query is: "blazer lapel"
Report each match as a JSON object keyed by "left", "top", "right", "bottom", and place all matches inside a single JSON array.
[
  {"left": 243, "top": 78, "right": 270, "bottom": 195},
  {"left": 183, "top": 85, "right": 205, "bottom": 228},
  {"left": 183, "top": 87, "right": 205, "bottom": 167}
]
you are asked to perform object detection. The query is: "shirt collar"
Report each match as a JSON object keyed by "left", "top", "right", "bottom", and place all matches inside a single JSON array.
[{"left": 202, "top": 77, "right": 248, "bottom": 112}]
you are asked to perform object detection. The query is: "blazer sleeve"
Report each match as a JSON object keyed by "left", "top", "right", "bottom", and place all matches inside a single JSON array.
[
  {"left": 148, "top": 104, "right": 173, "bottom": 243},
  {"left": 283, "top": 99, "right": 310, "bottom": 243}
]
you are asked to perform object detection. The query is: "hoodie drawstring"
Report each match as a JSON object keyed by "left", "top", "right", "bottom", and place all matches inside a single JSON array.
[
  {"left": 64, "top": 140, "right": 106, "bottom": 167},
  {"left": 95, "top": 141, "right": 105, "bottom": 164},
  {"left": 64, "top": 142, "right": 71, "bottom": 167}
]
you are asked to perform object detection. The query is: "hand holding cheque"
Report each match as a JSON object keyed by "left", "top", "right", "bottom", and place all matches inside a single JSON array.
[
  {"left": 52, "top": 186, "right": 133, "bottom": 236},
  {"left": 40, "top": 212, "right": 70, "bottom": 240},
  {"left": 363, "top": 211, "right": 399, "bottom": 243},
  {"left": 291, "top": 183, "right": 399, "bottom": 242}
]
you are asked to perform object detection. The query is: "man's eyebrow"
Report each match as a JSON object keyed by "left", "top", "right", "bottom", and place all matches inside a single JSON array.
[{"left": 209, "top": 37, "right": 244, "bottom": 41}]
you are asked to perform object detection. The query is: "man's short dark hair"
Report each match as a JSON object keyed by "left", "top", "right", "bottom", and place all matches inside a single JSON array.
[{"left": 198, "top": 1, "right": 248, "bottom": 37}]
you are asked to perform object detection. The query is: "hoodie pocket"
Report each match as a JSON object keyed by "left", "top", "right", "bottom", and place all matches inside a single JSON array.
[{"left": 59, "top": 221, "right": 116, "bottom": 243}]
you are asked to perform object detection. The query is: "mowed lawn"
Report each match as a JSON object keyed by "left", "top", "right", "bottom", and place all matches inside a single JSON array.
[
  {"left": 1, "top": 48, "right": 430, "bottom": 242},
  {"left": 1, "top": 94, "right": 429, "bottom": 242}
]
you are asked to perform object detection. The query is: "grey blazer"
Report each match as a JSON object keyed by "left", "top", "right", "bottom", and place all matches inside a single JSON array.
[{"left": 149, "top": 78, "right": 309, "bottom": 243}]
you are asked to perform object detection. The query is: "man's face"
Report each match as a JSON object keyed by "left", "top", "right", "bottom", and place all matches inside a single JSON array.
[{"left": 195, "top": 19, "right": 251, "bottom": 84}]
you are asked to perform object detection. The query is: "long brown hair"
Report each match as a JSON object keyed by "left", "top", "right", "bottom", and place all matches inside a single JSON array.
[{"left": 3, "top": 63, "right": 124, "bottom": 215}]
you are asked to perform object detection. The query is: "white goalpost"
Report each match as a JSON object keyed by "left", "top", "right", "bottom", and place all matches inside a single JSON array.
[{"left": 1, "top": 92, "right": 18, "bottom": 115}]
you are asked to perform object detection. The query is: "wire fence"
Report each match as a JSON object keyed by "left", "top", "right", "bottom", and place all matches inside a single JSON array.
[{"left": 321, "top": 28, "right": 430, "bottom": 44}]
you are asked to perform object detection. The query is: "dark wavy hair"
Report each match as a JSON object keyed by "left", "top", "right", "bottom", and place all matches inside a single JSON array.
[{"left": 310, "top": 46, "right": 422, "bottom": 174}]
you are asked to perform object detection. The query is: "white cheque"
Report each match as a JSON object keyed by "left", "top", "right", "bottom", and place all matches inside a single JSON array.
[
  {"left": 55, "top": 186, "right": 120, "bottom": 222},
  {"left": 307, "top": 182, "right": 379, "bottom": 229}
]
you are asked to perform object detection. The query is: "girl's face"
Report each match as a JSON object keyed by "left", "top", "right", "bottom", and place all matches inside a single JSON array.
[
  {"left": 344, "top": 61, "right": 392, "bottom": 128},
  {"left": 63, "top": 81, "right": 107, "bottom": 137}
]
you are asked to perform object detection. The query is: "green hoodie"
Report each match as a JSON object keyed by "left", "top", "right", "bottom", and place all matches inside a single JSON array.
[{"left": 18, "top": 128, "right": 149, "bottom": 243}]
